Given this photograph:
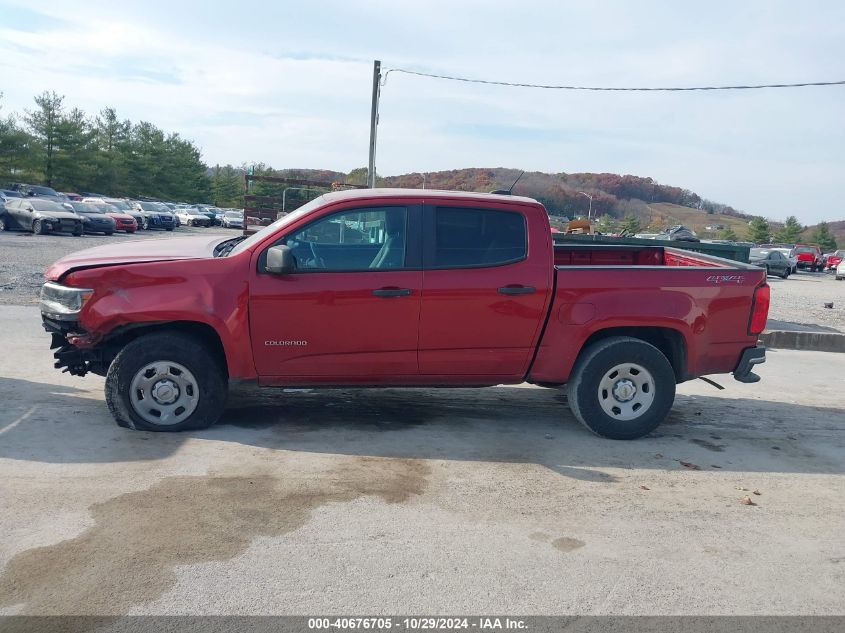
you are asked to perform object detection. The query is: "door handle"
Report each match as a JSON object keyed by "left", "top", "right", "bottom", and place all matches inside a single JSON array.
[
  {"left": 498, "top": 285, "right": 536, "bottom": 295},
  {"left": 373, "top": 287, "right": 412, "bottom": 298}
]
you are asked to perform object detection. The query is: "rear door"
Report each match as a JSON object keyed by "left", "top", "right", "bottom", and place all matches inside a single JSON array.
[
  {"left": 418, "top": 203, "right": 553, "bottom": 378},
  {"left": 249, "top": 204, "right": 423, "bottom": 382}
]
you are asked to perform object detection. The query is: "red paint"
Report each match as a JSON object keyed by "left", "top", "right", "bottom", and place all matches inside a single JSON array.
[{"left": 45, "top": 189, "right": 767, "bottom": 386}]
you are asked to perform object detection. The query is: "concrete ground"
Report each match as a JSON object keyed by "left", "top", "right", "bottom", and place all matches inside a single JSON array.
[{"left": 0, "top": 305, "right": 843, "bottom": 616}]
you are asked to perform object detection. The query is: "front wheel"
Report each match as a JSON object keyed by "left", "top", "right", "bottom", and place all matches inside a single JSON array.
[
  {"left": 567, "top": 336, "right": 676, "bottom": 440},
  {"left": 142, "top": 218, "right": 150, "bottom": 230},
  {"left": 105, "top": 332, "right": 227, "bottom": 432},
  {"left": 0, "top": 215, "right": 8, "bottom": 231},
  {"left": 33, "top": 219, "right": 46, "bottom": 235}
]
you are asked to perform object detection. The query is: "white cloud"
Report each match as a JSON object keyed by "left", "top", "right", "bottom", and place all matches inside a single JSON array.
[{"left": 0, "top": 0, "right": 843, "bottom": 223}]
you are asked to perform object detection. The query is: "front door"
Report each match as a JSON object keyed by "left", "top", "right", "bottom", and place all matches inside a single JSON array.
[{"left": 249, "top": 204, "right": 422, "bottom": 382}]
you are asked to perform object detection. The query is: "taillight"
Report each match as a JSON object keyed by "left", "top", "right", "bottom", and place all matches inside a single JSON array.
[{"left": 748, "top": 283, "right": 770, "bottom": 336}]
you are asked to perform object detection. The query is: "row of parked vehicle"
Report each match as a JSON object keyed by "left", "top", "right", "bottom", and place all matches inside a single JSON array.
[
  {"left": 0, "top": 183, "right": 244, "bottom": 236},
  {"left": 748, "top": 243, "right": 844, "bottom": 279}
]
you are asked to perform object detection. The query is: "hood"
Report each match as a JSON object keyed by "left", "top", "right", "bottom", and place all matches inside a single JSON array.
[
  {"left": 104, "top": 212, "right": 136, "bottom": 221},
  {"left": 45, "top": 234, "right": 227, "bottom": 280}
]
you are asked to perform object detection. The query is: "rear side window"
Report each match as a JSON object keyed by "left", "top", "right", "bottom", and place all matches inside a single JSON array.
[{"left": 433, "top": 207, "right": 526, "bottom": 268}]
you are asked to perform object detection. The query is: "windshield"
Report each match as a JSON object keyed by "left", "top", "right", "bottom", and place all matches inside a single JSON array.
[
  {"left": 796, "top": 247, "right": 815, "bottom": 254},
  {"left": 229, "top": 195, "right": 328, "bottom": 257},
  {"left": 30, "top": 186, "right": 59, "bottom": 196},
  {"left": 225, "top": 211, "right": 242, "bottom": 218},
  {"left": 69, "top": 202, "right": 103, "bottom": 214},
  {"left": 105, "top": 199, "right": 130, "bottom": 211},
  {"left": 139, "top": 202, "right": 160, "bottom": 211},
  {"left": 750, "top": 249, "right": 769, "bottom": 258},
  {"left": 31, "top": 199, "right": 66, "bottom": 212}
]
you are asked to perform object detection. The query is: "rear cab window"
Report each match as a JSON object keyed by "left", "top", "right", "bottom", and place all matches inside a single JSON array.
[{"left": 427, "top": 206, "right": 527, "bottom": 268}]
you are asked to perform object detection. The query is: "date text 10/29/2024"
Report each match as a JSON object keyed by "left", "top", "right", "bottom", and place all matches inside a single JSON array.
[{"left": 308, "top": 618, "right": 527, "bottom": 630}]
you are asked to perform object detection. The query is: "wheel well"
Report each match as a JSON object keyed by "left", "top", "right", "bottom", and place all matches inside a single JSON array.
[
  {"left": 580, "top": 327, "right": 687, "bottom": 382},
  {"left": 103, "top": 321, "right": 229, "bottom": 377}
]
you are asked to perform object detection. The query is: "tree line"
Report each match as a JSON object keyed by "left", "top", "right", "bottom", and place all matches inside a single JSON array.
[{"left": 0, "top": 91, "right": 211, "bottom": 203}]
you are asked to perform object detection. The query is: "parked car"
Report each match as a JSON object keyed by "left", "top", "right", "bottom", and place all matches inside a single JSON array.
[
  {"left": 130, "top": 201, "right": 175, "bottom": 231},
  {"left": 758, "top": 244, "right": 799, "bottom": 274},
  {"left": 6, "top": 183, "right": 66, "bottom": 202},
  {"left": 101, "top": 198, "right": 144, "bottom": 227},
  {"left": 221, "top": 210, "right": 244, "bottom": 229},
  {"left": 176, "top": 208, "right": 211, "bottom": 227},
  {"left": 824, "top": 250, "right": 844, "bottom": 270},
  {"left": 836, "top": 260, "right": 845, "bottom": 281},
  {"left": 40, "top": 188, "right": 768, "bottom": 438},
  {"left": 1, "top": 197, "right": 83, "bottom": 235},
  {"left": 62, "top": 201, "right": 118, "bottom": 235},
  {"left": 794, "top": 244, "right": 825, "bottom": 271},
  {"left": 84, "top": 202, "right": 138, "bottom": 233},
  {"left": 189, "top": 205, "right": 218, "bottom": 225},
  {"left": 750, "top": 248, "right": 791, "bottom": 278}
]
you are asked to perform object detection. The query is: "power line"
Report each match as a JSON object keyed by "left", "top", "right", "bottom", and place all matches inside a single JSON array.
[{"left": 381, "top": 67, "right": 845, "bottom": 92}]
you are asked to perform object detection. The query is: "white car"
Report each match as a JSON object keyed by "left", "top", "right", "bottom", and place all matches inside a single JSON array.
[{"left": 836, "top": 260, "right": 845, "bottom": 281}]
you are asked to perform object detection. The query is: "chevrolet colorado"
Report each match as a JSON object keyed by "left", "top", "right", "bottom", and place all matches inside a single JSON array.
[{"left": 40, "top": 189, "right": 769, "bottom": 439}]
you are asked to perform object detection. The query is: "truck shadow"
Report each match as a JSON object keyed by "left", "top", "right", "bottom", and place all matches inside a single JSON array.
[{"left": 0, "top": 377, "right": 842, "bottom": 477}]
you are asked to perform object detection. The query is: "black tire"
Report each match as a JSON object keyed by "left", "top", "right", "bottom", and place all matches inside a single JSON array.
[
  {"left": 73, "top": 226, "right": 83, "bottom": 236},
  {"left": 105, "top": 332, "right": 227, "bottom": 432},
  {"left": 166, "top": 227, "right": 174, "bottom": 232},
  {"left": 33, "top": 219, "right": 46, "bottom": 235},
  {"left": 781, "top": 269, "right": 789, "bottom": 279},
  {"left": 567, "top": 336, "right": 676, "bottom": 440},
  {"left": 142, "top": 217, "right": 150, "bottom": 230},
  {"left": 105, "top": 231, "right": 114, "bottom": 236},
  {"left": 0, "top": 215, "right": 7, "bottom": 231}
]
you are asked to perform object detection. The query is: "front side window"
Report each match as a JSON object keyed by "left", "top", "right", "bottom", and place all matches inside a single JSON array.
[
  {"left": 284, "top": 206, "right": 408, "bottom": 271},
  {"left": 433, "top": 207, "right": 526, "bottom": 268}
]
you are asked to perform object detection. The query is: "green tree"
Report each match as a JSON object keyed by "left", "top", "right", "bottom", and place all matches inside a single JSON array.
[
  {"left": 93, "top": 107, "right": 131, "bottom": 195},
  {"left": 746, "top": 217, "right": 771, "bottom": 243},
  {"left": 809, "top": 222, "right": 837, "bottom": 252},
  {"left": 0, "top": 94, "right": 33, "bottom": 182},
  {"left": 24, "top": 91, "right": 65, "bottom": 186},
  {"left": 595, "top": 214, "right": 618, "bottom": 234},
  {"left": 52, "top": 107, "right": 96, "bottom": 191},
  {"left": 774, "top": 215, "right": 803, "bottom": 243},
  {"left": 718, "top": 227, "right": 739, "bottom": 241},
  {"left": 211, "top": 164, "right": 244, "bottom": 207},
  {"left": 620, "top": 215, "right": 641, "bottom": 234}
]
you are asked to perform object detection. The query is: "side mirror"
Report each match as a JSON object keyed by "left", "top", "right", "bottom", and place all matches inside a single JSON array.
[{"left": 266, "top": 244, "right": 295, "bottom": 274}]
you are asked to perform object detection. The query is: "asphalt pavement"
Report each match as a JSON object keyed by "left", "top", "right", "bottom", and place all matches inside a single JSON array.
[{"left": 0, "top": 305, "right": 843, "bottom": 616}]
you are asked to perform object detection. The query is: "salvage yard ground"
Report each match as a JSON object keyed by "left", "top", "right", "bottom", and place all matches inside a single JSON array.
[{"left": 0, "top": 231, "right": 844, "bottom": 616}]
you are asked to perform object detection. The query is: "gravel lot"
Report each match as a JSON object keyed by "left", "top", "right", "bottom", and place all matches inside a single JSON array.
[
  {"left": 0, "top": 225, "right": 235, "bottom": 305},
  {"left": 767, "top": 270, "right": 844, "bottom": 332}
]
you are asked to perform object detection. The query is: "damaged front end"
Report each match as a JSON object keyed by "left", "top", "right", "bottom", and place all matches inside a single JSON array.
[{"left": 40, "top": 282, "right": 109, "bottom": 377}]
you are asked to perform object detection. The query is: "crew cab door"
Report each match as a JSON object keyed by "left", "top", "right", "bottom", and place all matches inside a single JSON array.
[
  {"left": 249, "top": 204, "right": 423, "bottom": 382},
  {"left": 418, "top": 203, "right": 553, "bottom": 378}
]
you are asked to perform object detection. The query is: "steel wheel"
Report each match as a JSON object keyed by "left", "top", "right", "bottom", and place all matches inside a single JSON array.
[
  {"left": 129, "top": 361, "right": 200, "bottom": 426},
  {"left": 597, "top": 362, "right": 655, "bottom": 421}
]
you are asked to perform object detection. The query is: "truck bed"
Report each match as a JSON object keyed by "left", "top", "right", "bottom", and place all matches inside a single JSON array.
[{"left": 553, "top": 244, "right": 747, "bottom": 268}]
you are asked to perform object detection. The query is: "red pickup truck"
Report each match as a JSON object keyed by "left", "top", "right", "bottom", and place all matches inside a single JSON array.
[{"left": 40, "top": 189, "right": 769, "bottom": 440}]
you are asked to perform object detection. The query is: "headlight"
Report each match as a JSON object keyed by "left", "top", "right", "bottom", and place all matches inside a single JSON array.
[{"left": 40, "top": 282, "right": 93, "bottom": 321}]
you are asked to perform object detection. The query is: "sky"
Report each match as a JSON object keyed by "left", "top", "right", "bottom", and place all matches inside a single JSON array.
[{"left": 0, "top": 0, "right": 843, "bottom": 223}]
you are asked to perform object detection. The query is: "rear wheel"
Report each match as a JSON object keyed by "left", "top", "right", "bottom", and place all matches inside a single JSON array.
[
  {"left": 567, "top": 336, "right": 676, "bottom": 440},
  {"left": 0, "top": 215, "right": 8, "bottom": 231},
  {"left": 33, "top": 219, "right": 46, "bottom": 235},
  {"left": 105, "top": 332, "right": 227, "bottom": 432}
]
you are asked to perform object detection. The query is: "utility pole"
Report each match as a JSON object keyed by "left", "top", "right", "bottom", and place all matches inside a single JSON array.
[{"left": 368, "top": 60, "right": 381, "bottom": 188}]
